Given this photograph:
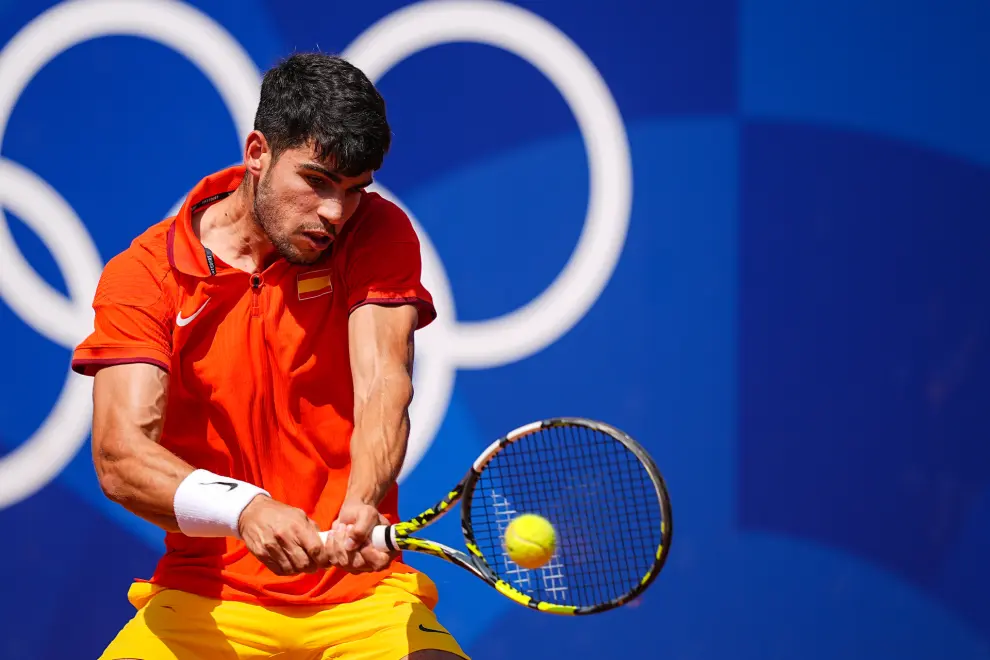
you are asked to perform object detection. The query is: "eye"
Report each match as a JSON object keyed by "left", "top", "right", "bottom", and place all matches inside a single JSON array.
[{"left": 305, "top": 175, "right": 324, "bottom": 186}]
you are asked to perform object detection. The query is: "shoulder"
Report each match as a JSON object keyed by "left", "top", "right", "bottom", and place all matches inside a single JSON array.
[
  {"left": 344, "top": 192, "right": 419, "bottom": 246},
  {"left": 95, "top": 217, "right": 175, "bottom": 309}
]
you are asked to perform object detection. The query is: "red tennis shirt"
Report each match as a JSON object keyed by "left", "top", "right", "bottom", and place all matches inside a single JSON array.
[{"left": 71, "top": 165, "right": 436, "bottom": 606}]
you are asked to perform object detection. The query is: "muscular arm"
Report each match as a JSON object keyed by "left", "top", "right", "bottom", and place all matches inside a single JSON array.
[
  {"left": 91, "top": 362, "right": 194, "bottom": 531},
  {"left": 92, "top": 361, "right": 329, "bottom": 574},
  {"left": 345, "top": 303, "right": 419, "bottom": 507}
]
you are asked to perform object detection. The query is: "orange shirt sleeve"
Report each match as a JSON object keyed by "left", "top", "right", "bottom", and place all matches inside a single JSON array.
[
  {"left": 71, "top": 248, "right": 175, "bottom": 376},
  {"left": 344, "top": 198, "right": 437, "bottom": 329}
]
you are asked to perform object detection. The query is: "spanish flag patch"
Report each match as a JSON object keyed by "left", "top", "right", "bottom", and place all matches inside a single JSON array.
[{"left": 297, "top": 269, "right": 333, "bottom": 300}]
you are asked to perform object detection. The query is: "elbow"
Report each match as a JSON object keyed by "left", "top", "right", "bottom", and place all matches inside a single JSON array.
[
  {"left": 98, "top": 470, "right": 126, "bottom": 504},
  {"left": 93, "top": 438, "right": 129, "bottom": 504}
]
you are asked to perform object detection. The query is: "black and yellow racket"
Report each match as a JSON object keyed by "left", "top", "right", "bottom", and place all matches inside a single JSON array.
[{"left": 365, "top": 417, "right": 672, "bottom": 615}]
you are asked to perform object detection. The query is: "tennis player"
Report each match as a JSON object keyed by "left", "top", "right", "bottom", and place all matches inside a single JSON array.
[{"left": 71, "top": 52, "right": 468, "bottom": 660}]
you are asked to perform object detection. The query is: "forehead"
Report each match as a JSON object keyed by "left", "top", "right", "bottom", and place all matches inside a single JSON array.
[{"left": 275, "top": 141, "right": 325, "bottom": 166}]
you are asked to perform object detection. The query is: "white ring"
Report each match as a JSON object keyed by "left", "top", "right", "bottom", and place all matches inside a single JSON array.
[
  {"left": 0, "top": 0, "right": 632, "bottom": 507},
  {"left": 0, "top": 0, "right": 260, "bottom": 148},
  {"left": 367, "top": 184, "right": 458, "bottom": 482},
  {"left": 343, "top": 0, "right": 633, "bottom": 368},
  {"left": 0, "top": 0, "right": 261, "bottom": 509},
  {"left": 0, "top": 158, "right": 101, "bottom": 347},
  {"left": 0, "top": 369, "right": 94, "bottom": 509}
]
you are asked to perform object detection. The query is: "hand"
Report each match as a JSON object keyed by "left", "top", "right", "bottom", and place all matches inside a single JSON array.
[
  {"left": 324, "top": 499, "right": 395, "bottom": 573},
  {"left": 237, "top": 495, "right": 331, "bottom": 576}
]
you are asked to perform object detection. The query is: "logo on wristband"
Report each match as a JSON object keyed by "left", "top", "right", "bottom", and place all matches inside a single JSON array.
[{"left": 202, "top": 481, "right": 239, "bottom": 492}]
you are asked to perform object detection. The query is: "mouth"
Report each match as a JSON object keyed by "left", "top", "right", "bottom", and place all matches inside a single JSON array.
[{"left": 302, "top": 230, "right": 332, "bottom": 249}]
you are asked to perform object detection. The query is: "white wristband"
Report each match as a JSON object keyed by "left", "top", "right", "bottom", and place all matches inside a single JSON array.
[{"left": 173, "top": 469, "right": 270, "bottom": 539}]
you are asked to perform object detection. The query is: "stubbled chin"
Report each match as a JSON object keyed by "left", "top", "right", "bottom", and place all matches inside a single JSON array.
[{"left": 279, "top": 242, "right": 324, "bottom": 266}]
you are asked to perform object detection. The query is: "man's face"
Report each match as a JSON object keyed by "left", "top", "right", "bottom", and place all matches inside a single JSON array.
[{"left": 253, "top": 143, "right": 373, "bottom": 265}]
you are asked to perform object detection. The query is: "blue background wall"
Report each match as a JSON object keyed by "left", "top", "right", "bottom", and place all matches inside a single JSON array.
[{"left": 1, "top": 0, "right": 988, "bottom": 658}]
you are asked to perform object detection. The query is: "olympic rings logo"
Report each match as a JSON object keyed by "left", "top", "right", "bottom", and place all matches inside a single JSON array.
[{"left": 0, "top": 0, "right": 631, "bottom": 509}]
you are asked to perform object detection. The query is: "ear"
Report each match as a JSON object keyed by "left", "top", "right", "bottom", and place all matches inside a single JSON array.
[{"left": 244, "top": 130, "right": 270, "bottom": 178}]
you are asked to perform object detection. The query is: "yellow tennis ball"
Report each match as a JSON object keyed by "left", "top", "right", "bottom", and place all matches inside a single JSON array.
[{"left": 504, "top": 513, "right": 556, "bottom": 569}]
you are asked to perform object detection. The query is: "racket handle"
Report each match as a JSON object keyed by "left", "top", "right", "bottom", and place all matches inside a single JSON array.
[
  {"left": 316, "top": 525, "right": 392, "bottom": 551},
  {"left": 371, "top": 525, "right": 391, "bottom": 550}
]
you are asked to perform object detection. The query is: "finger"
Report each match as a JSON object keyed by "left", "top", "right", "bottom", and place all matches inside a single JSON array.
[
  {"left": 345, "top": 544, "right": 369, "bottom": 572},
  {"left": 323, "top": 520, "right": 346, "bottom": 562},
  {"left": 338, "top": 523, "right": 359, "bottom": 565},
  {"left": 259, "top": 556, "right": 286, "bottom": 576},
  {"left": 327, "top": 524, "right": 352, "bottom": 568},
  {"left": 261, "top": 537, "right": 294, "bottom": 576},
  {"left": 358, "top": 544, "right": 391, "bottom": 572},
  {"left": 272, "top": 519, "right": 314, "bottom": 574},
  {"left": 278, "top": 533, "right": 315, "bottom": 574},
  {"left": 299, "top": 524, "right": 330, "bottom": 571},
  {"left": 345, "top": 508, "right": 378, "bottom": 551},
  {"left": 325, "top": 538, "right": 346, "bottom": 568}
]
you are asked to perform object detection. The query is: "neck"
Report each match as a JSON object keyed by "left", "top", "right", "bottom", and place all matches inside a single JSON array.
[{"left": 195, "top": 177, "right": 275, "bottom": 273}]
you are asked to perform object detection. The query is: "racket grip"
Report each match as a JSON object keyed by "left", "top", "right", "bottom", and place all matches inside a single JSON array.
[
  {"left": 371, "top": 524, "right": 391, "bottom": 551},
  {"left": 316, "top": 526, "right": 392, "bottom": 550}
]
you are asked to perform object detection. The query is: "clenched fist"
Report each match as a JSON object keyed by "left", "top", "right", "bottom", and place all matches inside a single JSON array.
[{"left": 324, "top": 499, "right": 396, "bottom": 573}]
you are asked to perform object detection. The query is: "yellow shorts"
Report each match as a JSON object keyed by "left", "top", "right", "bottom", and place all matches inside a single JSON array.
[{"left": 98, "top": 572, "right": 470, "bottom": 660}]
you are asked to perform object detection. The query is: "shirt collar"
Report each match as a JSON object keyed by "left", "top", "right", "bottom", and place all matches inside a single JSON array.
[{"left": 167, "top": 165, "right": 246, "bottom": 277}]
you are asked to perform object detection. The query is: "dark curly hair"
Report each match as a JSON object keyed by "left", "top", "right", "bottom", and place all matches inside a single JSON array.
[{"left": 254, "top": 52, "right": 391, "bottom": 175}]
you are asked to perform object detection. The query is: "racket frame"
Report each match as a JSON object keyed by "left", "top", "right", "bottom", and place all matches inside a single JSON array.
[{"left": 374, "top": 417, "right": 673, "bottom": 615}]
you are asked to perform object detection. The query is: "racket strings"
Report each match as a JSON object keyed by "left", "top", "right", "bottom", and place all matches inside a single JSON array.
[{"left": 469, "top": 424, "right": 664, "bottom": 609}]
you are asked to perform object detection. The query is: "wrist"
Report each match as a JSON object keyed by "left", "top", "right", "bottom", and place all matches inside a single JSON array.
[
  {"left": 172, "top": 469, "right": 270, "bottom": 539},
  {"left": 342, "top": 491, "right": 378, "bottom": 508},
  {"left": 344, "top": 473, "right": 386, "bottom": 507}
]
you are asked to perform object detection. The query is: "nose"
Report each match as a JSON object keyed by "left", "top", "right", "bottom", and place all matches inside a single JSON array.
[{"left": 317, "top": 197, "right": 344, "bottom": 226}]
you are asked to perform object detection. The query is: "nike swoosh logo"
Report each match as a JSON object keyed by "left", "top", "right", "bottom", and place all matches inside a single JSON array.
[
  {"left": 418, "top": 624, "right": 450, "bottom": 635},
  {"left": 201, "top": 481, "right": 238, "bottom": 491},
  {"left": 176, "top": 298, "right": 210, "bottom": 327}
]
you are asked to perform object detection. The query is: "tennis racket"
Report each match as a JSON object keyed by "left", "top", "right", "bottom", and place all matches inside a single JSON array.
[{"left": 326, "top": 417, "right": 673, "bottom": 615}]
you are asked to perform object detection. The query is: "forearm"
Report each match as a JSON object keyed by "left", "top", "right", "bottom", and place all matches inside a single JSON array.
[
  {"left": 95, "top": 425, "right": 195, "bottom": 532},
  {"left": 98, "top": 429, "right": 271, "bottom": 538},
  {"left": 92, "top": 364, "right": 268, "bottom": 539},
  {"left": 346, "top": 371, "right": 413, "bottom": 506}
]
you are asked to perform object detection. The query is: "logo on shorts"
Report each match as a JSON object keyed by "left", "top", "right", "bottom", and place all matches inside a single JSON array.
[
  {"left": 418, "top": 623, "right": 451, "bottom": 635},
  {"left": 298, "top": 269, "right": 333, "bottom": 301}
]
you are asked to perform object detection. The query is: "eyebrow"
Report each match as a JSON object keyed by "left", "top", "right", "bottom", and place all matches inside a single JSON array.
[{"left": 300, "top": 163, "right": 373, "bottom": 188}]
